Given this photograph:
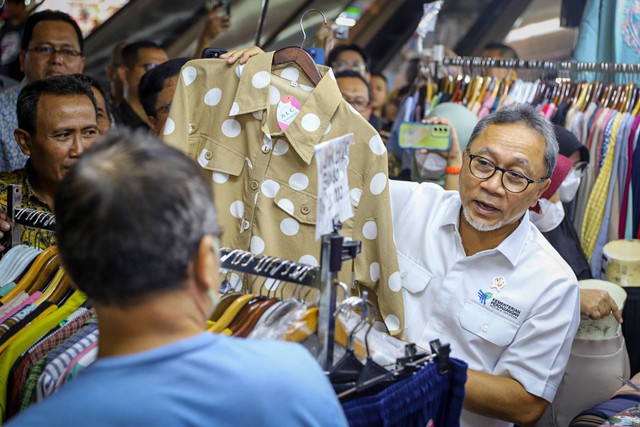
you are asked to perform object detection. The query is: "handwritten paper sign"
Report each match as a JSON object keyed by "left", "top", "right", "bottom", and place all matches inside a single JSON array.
[{"left": 314, "top": 134, "right": 354, "bottom": 239}]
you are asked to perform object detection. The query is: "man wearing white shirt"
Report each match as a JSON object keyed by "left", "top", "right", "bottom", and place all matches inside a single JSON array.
[{"left": 390, "top": 103, "right": 580, "bottom": 427}]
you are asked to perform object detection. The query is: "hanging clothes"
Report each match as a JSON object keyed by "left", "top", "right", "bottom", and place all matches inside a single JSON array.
[{"left": 163, "top": 52, "right": 405, "bottom": 336}]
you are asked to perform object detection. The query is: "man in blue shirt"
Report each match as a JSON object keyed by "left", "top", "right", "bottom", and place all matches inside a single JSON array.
[{"left": 5, "top": 129, "right": 348, "bottom": 427}]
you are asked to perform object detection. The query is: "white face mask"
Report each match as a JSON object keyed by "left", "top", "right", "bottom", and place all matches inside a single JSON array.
[
  {"left": 417, "top": 152, "right": 448, "bottom": 180},
  {"left": 530, "top": 199, "right": 565, "bottom": 232},
  {"left": 558, "top": 169, "right": 581, "bottom": 203}
]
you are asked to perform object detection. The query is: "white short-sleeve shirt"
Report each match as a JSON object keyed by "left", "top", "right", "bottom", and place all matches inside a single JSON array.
[{"left": 390, "top": 180, "right": 580, "bottom": 427}]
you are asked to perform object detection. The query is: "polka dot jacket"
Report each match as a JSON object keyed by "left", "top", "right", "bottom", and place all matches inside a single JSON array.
[{"left": 164, "top": 51, "right": 404, "bottom": 336}]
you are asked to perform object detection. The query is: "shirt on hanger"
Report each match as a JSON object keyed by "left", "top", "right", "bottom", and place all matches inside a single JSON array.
[{"left": 163, "top": 52, "right": 404, "bottom": 335}]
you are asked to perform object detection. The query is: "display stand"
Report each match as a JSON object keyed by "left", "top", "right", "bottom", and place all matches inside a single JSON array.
[{"left": 220, "top": 223, "right": 360, "bottom": 370}]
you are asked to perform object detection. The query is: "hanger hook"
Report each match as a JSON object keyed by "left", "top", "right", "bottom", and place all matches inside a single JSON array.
[{"left": 299, "top": 8, "right": 328, "bottom": 49}]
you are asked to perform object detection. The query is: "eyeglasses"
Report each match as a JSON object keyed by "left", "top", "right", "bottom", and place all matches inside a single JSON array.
[
  {"left": 572, "top": 161, "right": 588, "bottom": 177},
  {"left": 27, "top": 46, "right": 82, "bottom": 58},
  {"left": 333, "top": 61, "right": 367, "bottom": 74},
  {"left": 466, "top": 152, "right": 548, "bottom": 193},
  {"left": 342, "top": 95, "right": 369, "bottom": 110},
  {"left": 155, "top": 101, "right": 171, "bottom": 115}
]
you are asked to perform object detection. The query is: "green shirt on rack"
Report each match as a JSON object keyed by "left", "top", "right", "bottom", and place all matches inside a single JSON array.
[{"left": 0, "top": 163, "right": 56, "bottom": 250}]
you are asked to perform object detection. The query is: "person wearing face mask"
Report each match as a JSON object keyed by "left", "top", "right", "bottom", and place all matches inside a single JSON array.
[{"left": 531, "top": 124, "right": 622, "bottom": 324}]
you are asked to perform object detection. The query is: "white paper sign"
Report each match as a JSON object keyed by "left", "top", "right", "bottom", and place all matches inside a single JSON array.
[{"left": 314, "top": 134, "right": 354, "bottom": 239}]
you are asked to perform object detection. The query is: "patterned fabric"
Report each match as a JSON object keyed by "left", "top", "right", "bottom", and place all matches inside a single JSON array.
[
  {"left": 10, "top": 308, "right": 93, "bottom": 417},
  {"left": 164, "top": 52, "right": 404, "bottom": 335},
  {"left": 36, "top": 319, "right": 98, "bottom": 401},
  {"left": 601, "top": 403, "right": 640, "bottom": 426},
  {"left": 582, "top": 113, "right": 624, "bottom": 261},
  {"left": 0, "top": 85, "right": 28, "bottom": 172},
  {"left": 0, "top": 165, "right": 56, "bottom": 250}
]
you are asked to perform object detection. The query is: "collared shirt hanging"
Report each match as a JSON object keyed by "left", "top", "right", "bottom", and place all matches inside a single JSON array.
[{"left": 163, "top": 52, "right": 405, "bottom": 336}]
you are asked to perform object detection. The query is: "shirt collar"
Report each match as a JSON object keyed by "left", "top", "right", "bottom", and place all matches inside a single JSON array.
[
  {"left": 439, "top": 192, "right": 531, "bottom": 267},
  {"left": 232, "top": 51, "right": 343, "bottom": 165}
]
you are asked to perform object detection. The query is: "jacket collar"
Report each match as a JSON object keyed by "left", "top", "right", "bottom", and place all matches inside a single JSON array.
[{"left": 231, "top": 51, "right": 343, "bottom": 165}]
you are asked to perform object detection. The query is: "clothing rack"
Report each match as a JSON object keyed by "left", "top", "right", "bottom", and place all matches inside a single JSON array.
[
  {"left": 6, "top": 185, "right": 56, "bottom": 248},
  {"left": 440, "top": 56, "right": 640, "bottom": 73},
  {"left": 220, "top": 226, "right": 361, "bottom": 370}
]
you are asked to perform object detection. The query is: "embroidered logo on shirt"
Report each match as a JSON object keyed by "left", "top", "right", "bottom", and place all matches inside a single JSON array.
[
  {"left": 478, "top": 289, "right": 493, "bottom": 305},
  {"left": 489, "top": 298, "right": 521, "bottom": 320},
  {"left": 478, "top": 289, "right": 521, "bottom": 319}
]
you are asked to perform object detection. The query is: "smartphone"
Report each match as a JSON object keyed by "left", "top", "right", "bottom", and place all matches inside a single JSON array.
[
  {"left": 201, "top": 48, "right": 228, "bottom": 58},
  {"left": 205, "top": 0, "right": 231, "bottom": 15},
  {"left": 399, "top": 122, "right": 451, "bottom": 151}
]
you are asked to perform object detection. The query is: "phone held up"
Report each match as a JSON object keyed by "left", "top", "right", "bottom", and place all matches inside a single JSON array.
[
  {"left": 205, "top": 0, "right": 231, "bottom": 15},
  {"left": 399, "top": 122, "right": 451, "bottom": 151},
  {"left": 201, "top": 48, "right": 228, "bottom": 59}
]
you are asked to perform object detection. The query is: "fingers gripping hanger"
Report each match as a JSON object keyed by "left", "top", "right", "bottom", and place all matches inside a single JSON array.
[{"left": 272, "top": 9, "right": 327, "bottom": 85}]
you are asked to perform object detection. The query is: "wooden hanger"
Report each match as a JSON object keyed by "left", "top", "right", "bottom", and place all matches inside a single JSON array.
[
  {"left": 272, "top": 48, "right": 322, "bottom": 86},
  {"left": 33, "top": 267, "right": 65, "bottom": 306},
  {"left": 222, "top": 295, "right": 267, "bottom": 335},
  {"left": 622, "top": 84, "right": 636, "bottom": 112},
  {"left": 271, "top": 8, "right": 327, "bottom": 87},
  {"left": 232, "top": 298, "right": 279, "bottom": 337},
  {"left": 631, "top": 87, "right": 640, "bottom": 115},
  {"left": 282, "top": 306, "right": 319, "bottom": 342},
  {"left": 208, "top": 293, "right": 255, "bottom": 333},
  {"left": 1, "top": 246, "right": 59, "bottom": 303}
]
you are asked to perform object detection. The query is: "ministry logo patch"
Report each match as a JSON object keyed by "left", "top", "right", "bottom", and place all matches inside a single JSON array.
[{"left": 478, "top": 289, "right": 521, "bottom": 319}]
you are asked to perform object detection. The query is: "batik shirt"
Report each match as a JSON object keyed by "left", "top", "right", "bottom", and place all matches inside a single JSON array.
[{"left": 0, "top": 166, "right": 55, "bottom": 250}]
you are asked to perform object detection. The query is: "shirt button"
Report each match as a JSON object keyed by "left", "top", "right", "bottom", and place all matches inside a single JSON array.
[
  {"left": 300, "top": 205, "right": 310, "bottom": 215},
  {"left": 242, "top": 220, "right": 250, "bottom": 231},
  {"left": 204, "top": 151, "right": 213, "bottom": 160},
  {"left": 482, "top": 324, "right": 489, "bottom": 333},
  {"left": 261, "top": 144, "right": 271, "bottom": 154},
  {"left": 250, "top": 180, "right": 259, "bottom": 190}
]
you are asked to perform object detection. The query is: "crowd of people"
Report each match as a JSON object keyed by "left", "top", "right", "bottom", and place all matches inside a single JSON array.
[{"left": 0, "top": 5, "right": 630, "bottom": 427}]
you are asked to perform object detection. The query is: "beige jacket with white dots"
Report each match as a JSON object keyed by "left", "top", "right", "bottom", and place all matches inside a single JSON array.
[{"left": 163, "top": 51, "right": 405, "bottom": 336}]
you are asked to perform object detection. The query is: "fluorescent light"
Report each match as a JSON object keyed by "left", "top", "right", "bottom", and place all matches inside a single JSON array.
[
  {"left": 506, "top": 18, "right": 561, "bottom": 42},
  {"left": 335, "top": 17, "right": 357, "bottom": 27}
]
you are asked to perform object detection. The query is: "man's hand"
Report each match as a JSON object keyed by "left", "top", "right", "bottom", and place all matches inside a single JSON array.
[
  {"left": 219, "top": 46, "right": 264, "bottom": 65},
  {"left": 194, "top": 5, "right": 231, "bottom": 58},
  {"left": 0, "top": 211, "right": 12, "bottom": 254},
  {"left": 201, "top": 6, "right": 231, "bottom": 41},
  {"left": 419, "top": 116, "right": 462, "bottom": 165},
  {"left": 580, "top": 288, "right": 623, "bottom": 323},
  {"left": 418, "top": 116, "right": 462, "bottom": 191}
]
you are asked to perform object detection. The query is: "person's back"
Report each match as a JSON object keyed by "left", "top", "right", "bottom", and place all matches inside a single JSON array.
[
  {"left": 5, "top": 130, "right": 347, "bottom": 427},
  {"left": 8, "top": 333, "right": 342, "bottom": 427}
]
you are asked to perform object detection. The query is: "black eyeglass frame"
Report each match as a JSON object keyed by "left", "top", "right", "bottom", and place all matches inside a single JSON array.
[{"left": 466, "top": 151, "right": 549, "bottom": 193}]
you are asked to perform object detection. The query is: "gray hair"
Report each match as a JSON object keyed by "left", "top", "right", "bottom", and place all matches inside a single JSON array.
[
  {"left": 55, "top": 128, "right": 221, "bottom": 306},
  {"left": 467, "top": 103, "right": 558, "bottom": 178}
]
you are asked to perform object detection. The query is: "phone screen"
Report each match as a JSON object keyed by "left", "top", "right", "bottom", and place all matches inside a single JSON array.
[{"left": 399, "top": 122, "right": 451, "bottom": 151}]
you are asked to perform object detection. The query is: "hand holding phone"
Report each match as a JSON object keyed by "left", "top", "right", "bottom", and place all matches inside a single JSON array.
[{"left": 399, "top": 122, "right": 451, "bottom": 151}]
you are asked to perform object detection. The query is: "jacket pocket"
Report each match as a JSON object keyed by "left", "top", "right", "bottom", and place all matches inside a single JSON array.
[
  {"left": 274, "top": 184, "right": 317, "bottom": 225},
  {"left": 196, "top": 135, "right": 245, "bottom": 176}
]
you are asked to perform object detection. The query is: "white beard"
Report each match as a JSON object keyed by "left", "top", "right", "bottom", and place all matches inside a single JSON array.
[{"left": 462, "top": 205, "right": 504, "bottom": 232}]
